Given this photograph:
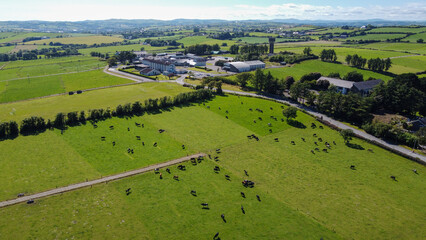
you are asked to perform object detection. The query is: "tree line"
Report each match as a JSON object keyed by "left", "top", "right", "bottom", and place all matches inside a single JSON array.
[
  {"left": 0, "top": 89, "right": 214, "bottom": 140},
  {"left": 0, "top": 48, "right": 80, "bottom": 62},
  {"left": 185, "top": 44, "right": 221, "bottom": 55}
]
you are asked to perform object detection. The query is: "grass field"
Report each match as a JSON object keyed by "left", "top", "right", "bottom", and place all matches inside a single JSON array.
[
  {"left": 0, "top": 56, "right": 103, "bottom": 81},
  {"left": 248, "top": 32, "right": 279, "bottom": 37},
  {"left": 368, "top": 27, "right": 426, "bottom": 33},
  {"left": 28, "top": 36, "right": 124, "bottom": 45},
  {"left": 0, "top": 46, "right": 14, "bottom": 53},
  {"left": 403, "top": 32, "right": 426, "bottom": 42},
  {"left": 0, "top": 94, "right": 424, "bottom": 239},
  {"left": 0, "top": 32, "right": 64, "bottom": 44},
  {"left": 177, "top": 36, "right": 235, "bottom": 47},
  {"left": 312, "top": 28, "right": 359, "bottom": 34},
  {"left": 78, "top": 44, "right": 171, "bottom": 55},
  {"left": 0, "top": 69, "right": 132, "bottom": 103},
  {"left": 360, "top": 42, "right": 426, "bottom": 54},
  {"left": 0, "top": 82, "right": 190, "bottom": 123},
  {"left": 347, "top": 34, "right": 407, "bottom": 41},
  {"left": 388, "top": 56, "right": 426, "bottom": 74},
  {"left": 227, "top": 60, "right": 392, "bottom": 81}
]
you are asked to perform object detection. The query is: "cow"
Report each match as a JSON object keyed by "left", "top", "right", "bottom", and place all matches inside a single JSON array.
[
  {"left": 413, "top": 169, "right": 418, "bottom": 174},
  {"left": 191, "top": 190, "right": 197, "bottom": 196},
  {"left": 274, "top": 138, "right": 279, "bottom": 142},
  {"left": 244, "top": 170, "right": 249, "bottom": 176},
  {"left": 256, "top": 195, "right": 261, "bottom": 202},
  {"left": 173, "top": 175, "right": 179, "bottom": 180},
  {"left": 350, "top": 165, "right": 356, "bottom": 170},
  {"left": 241, "top": 192, "right": 246, "bottom": 198},
  {"left": 226, "top": 116, "right": 228, "bottom": 119},
  {"left": 17, "top": 193, "right": 25, "bottom": 197},
  {"left": 221, "top": 214, "right": 226, "bottom": 223},
  {"left": 27, "top": 199, "right": 34, "bottom": 204},
  {"left": 166, "top": 168, "right": 171, "bottom": 174},
  {"left": 182, "top": 145, "right": 185, "bottom": 149},
  {"left": 390, "top": 176, "right": 397, "bottom": 181},
  {"left": 214, "top": 232, "right": 220, "bottom": 240},
  {"left": 291, "top": 141, "right": 295, "bottom": 145},
  {"left": 225, "top": 175, "right": 230, "bottom": 180},
  {"left": 153, "top": 142, "right": 157, "bottom": 147},
  {"left": 311, "top": 150, "right": 315, "bottom": 154},
  {"left": 301, "top": 138, "right": 305, "bottom": 142},
  {"left": 241, "top": 205, "right": 245, "bottom": 214}
]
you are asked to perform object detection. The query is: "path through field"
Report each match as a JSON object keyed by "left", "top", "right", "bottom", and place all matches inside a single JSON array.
[{"left": 0, "top": 153, "right": 205, "bottom": 208}]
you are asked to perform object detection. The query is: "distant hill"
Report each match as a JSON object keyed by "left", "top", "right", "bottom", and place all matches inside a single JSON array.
[{"left": 0, "top": 19, "right": 424, "bottom": 33}]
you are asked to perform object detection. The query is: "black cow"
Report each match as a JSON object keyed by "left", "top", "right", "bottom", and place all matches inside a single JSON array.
[
  {"left": 241, "top": 192, "right": 246, "bottom": 198},
  {"left": 241, "top": 205, "right": 245, "bottom": 214},
  {"left": 191, "top": 190, "right": 197, "bottom": 196},
  {"left": 214, "top": 232, "right": 220, "bottom": 240},
  {"left": 153, "top": 142, "right": 158, "bottom": 147},
  {"left": 27, "top": 199, "right": 34, "bottom": 204},
  {"left": 390, "top": 176, "right": 397, "bottom": 181},
  {"left": 244, "top": 170, "right": 249, "bottom": 176},
  {"left": 225, "top": 175, "right": 230, "bottom": 180},
  {"left": 166, "top": 168, "right": 171, "bottom": 174},
  {"left": 221, "top": 214, "right": 226, "bottom": 223},
  {"left": 350, "top": 165, "right": 356, "bottom": 170},
  {"left": 256, "top": 195, "right": 261, "bottom": 202}
]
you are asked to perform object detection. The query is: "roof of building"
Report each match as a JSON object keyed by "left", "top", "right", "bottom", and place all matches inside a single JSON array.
[
  {"left": 229, "top": 62, "right": 251, "bottom": 70},
  {"left": 245, "top": 60, "right": 265, "bottom": 66},
  {"left": 143, "top": 57, "right": 173, "bottom": 66},
  {"left": 140, "top": 68, "right": 158, "bottom": 74},
  {"left": 318, "top": 77, "right": 354, "bottom": 89},
  {"left": 352, "top": 79, "right": 383, "bottom": 91}
]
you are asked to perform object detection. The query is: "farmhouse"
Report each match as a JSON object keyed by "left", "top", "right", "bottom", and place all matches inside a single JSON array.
[
  {"left": 223, "top": 60, "right": 266, "bottom": 73},
  {"left": 317, "top": 77, "right": 382, "bottom": 96}
]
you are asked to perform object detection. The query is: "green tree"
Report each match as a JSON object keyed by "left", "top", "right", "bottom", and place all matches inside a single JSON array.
[
  {"left": 344, "top": 71, "right": 363, "bottom": 82},
  {"left": 236, "top": 73, "right": 252, "bottom": 88},
  {"left": 303, "top": 47, "right": 312, "bottom": 56},
  {"left": 282, "top": 106, "right": 298, "bottom": 121}
]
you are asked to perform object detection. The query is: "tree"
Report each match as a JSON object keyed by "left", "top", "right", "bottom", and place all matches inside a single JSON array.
[
  {"left": 230, "top": 44, "right": 239, "bottom": 54},
  {"left": 417, "top": 38, "right": 424, "bottom": 43},
  {"left": 344, "top": 71, "right": 363, "bottom": 82},
  {"left": 345, "top": 55, "right": 352, "bottom": 65},
  {"left": 107, "top": 56, "right": 117, "bottom": 66},
  {"left": 251, "top": 69, "right": 265, "bottom": 91},
  {"left": 53, "top": 113, "right": 66, "bottom": 129},
  {"left": 303, "top": 47, "right": 312, "bottom": 56},
  {"left": 284, "top": 76, "right": 295, "bottom": 90},
  {"left": 340, "top": 129, "right": 354, "bottom": 143},
  {"left": 236, "top": 73, "right": 252, "bottom": 88},
  {"left": 282, "top": 106, "right": 298, "bottom": 121},
  {"left": 290, "top": 82, "right": 310, "bottom": 103}
]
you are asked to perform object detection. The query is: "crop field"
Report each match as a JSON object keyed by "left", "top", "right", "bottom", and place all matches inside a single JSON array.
[
  {"left": 403, "top": 32, "right": 426, "bottom": 42},
  {"left": 0, "top": 69, "right": 132, "bottom": 103},
  {"left": 0, "top": 46, "right": 14, "bottom": 53},
  {"left": 368, "top": 27, "right": 426, "bottom": 33},
  {"left": 29, "top": 36, "right": 124, "bottom": 45},
  {"left": 346, "top": 34, "right": 407, "bottom": 41},
  {"left": 0, "top": 94, "right": 424, "bottom": 239},
  {"left": 9, "top": 44, "right": 38, "bottom": 53},
  {"left": 360, "top": 42, "right": 426, "bottom": 54},
  {"left": 388, "top": 56, "right": 426, "bottom": 75},
  {"left": 0, "top": 82, "right": 189, "bottom": 123}
]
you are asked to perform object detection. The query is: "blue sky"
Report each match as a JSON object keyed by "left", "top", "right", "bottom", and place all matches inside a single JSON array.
[{"left": 2, "top": 0, "right": 425, "bottom": 21}]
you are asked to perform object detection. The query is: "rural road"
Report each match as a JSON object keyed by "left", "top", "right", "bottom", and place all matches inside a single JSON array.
[
  {"left": 0, "top": 153, "right": 206, "bottom": 208},
  {"left": 174, "top": 78, "right": 426, "bottom": 164}
]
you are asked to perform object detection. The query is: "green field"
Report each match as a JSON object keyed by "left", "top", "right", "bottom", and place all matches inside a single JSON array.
[
  {"left": 78, "top": 44, "right": 171, "bottom": 55},
  {"left": 388, "top": 56, "right": 426, "bottom": 74},
  {"left": 0, "top": 82, "right": 189, "bottom": 123},
  {"left": 360, "top": 42, "right": 426, "bottom": 54},
  {"left": 0, "top": 94, "right": 424, "bottom": 239},
  {"left": 347, "top": 34, "right": 407, "bottom": 41},
  {"left": 0, "top": 32, "right": 65, "bottom": 44},
  {"left": 403, "top": 32, "right": 426, "bottom": 42},
  {"left": 177, "top": 36, "right": 235, "bottom": 47},
  {"left": 0, "top": 69, "right": 132, "bottom": 103},
  {"left": 28, "top": 36, "right": 124, "bottom": 45},
  {"left": 368, "top": 27, "right": 426, "bottom": 33},
  {"left": 312, "top": 28, "right": 359, "bottom": 34},
  {"left": 0, "top": 46, "right": 14, "bottom": 53}
]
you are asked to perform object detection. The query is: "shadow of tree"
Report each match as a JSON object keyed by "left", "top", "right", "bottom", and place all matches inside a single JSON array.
[
  {"left": 287, "top": 119, "right": 307, "bottom": 129},
  {"left": 345, "top": 142, "right": 365, "bottom": 150}
]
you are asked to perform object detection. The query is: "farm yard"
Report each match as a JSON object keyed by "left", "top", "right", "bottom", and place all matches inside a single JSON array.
[{"left": 0, "top": 94, "right": 424, "bottom": 239}]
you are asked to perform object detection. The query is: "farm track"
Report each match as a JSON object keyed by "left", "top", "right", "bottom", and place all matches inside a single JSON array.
[
  {"left": 0, "top": 153, "right": 206, "bottom": 208},
  {"left": 388, "top": 54, "right": 421, "bottom": 59}
]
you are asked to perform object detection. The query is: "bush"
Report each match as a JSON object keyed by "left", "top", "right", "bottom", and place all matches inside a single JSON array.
[{"left": 344, "top": 71, "right": 363, "bottom": 82}]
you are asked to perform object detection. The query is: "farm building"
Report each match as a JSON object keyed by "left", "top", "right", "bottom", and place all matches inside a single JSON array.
[
  {"left": 317, "top": 77, "right": 383, "bottom": 96},
  {"left": 142, "top": 58, "right": 176, "bottom": 73},
  {"left": 139, "top": 68, "right": 161, "bottom": 76},
  {"left": 223, "top": 60, "right": 266, "bottom": 73}
]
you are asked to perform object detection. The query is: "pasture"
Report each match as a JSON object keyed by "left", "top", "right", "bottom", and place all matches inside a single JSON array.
[
  {"left": 0, "top": 94, "right": 424, "bottom": 239},
  {"left": 388, "top": 55, "right": 426, "bottom": 75},
  {"left": 28, "top": 35, "right": 124, "bottom": 45},
  {"left": 0, "top": 46, "right": 14, "bottom": 53},
  {"left": 403, "top": 32, "right": 426, "bottom": 43},
  {"left": 177, "top": 36, "right": 235, "bottom": 47},
  {"left": 368, "top": 27, "right": 426, "bottom": 33},
  {"left": 360, "top": 42, "right": 426, "bottom": 54},
  {"left": 0, "top": 82, "right": 190, "bottom": 123},
  {"left": 78, "top": 44, "right": 170, "bottom": 55},
  {"left": 346, "top": 34, "right": 407, "bottom": 41}
]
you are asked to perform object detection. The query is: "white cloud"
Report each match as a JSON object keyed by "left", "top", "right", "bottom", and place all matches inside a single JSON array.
[{"left": 1, "top": 2, "right": 425, "bottom": 21}]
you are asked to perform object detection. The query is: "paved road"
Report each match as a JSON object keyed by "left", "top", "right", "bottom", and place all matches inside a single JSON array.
[
  {"left": 104, "top": 67, "right": 154, "bottom": 83},
  {"left": 0, "top": 153, "right": 206, "bottom": 208}
]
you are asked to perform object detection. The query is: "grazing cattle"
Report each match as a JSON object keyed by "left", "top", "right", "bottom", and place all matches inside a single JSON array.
[
  {"left": 274, "top": 138, "right": 279, "bottom": 142},
  {"left": 141, "top": 124, "right": 144, "bottom": 128},
  {"left": 142, "top": 142, "right": 145, "bottom": 146},
  {"left": 333, "top": 141, "right": 336, "bottom": 145},
  {"left": 109, "top": 125, "right": 114, "bottom": 129},
  {"left": 244, "top": 170, "right": 249, "bottom": 176},
  {"left": 221, "top": 214, "right": 226, "bottom": 222},
  {"left": 208, "top": 154, "right": 212, "bottom": 159},
  {"left": 27, "top": 200, "right": 34, "bottom": 204},
  {"left": 319, "top": 126, "right": 323, "bottom": 129},
  {"left": 226, "top": 116, "right": 228, "bottom": 119},
  {"left": 136, "top": 136, "right": 141, "bottom": 140},
  {"left": 17, "top": 193, "right": 25, "bottom": 197},
  {"left": 241, "top": 205, "right": 245, "bottom": 214},
  {"left": 219, "top": 107, "right": 221, "bottom": 110},
  {"left": 214, "top": 156, "right": 219, "bottom": 160},
  {"left": 207, "top": 106, "right": 210, "bottom": 109},
  {"left": 313, "top": 133, "right": 317, "bottom": 137},
  {"left": 268, "top": 123, "right": 272, "bottom": 126},
  {"left": 269, "top": 129, "right": 272, "bottom": 133},
  {"left": 311, "top": 150, "right": 315, "bottom": 154},
  {"left": 315, "top": 148, "right": 319, "bottom": 151},
  {"left": 249, "top": 108, "right": 253, "bottom": 111},
  {"left": 126, "top": 188, "right": 131, "bottom": 192},
  {"left": 242, "top": 180, "right": 255, "bottom": 188},
  {"left": 390, "top": 176, "right": 397, "bottom": 181},
  {"left": 350, "top": 165, "right": 356, "bottom": 170},
  {"left": 241, "top": 192, "right": 246, "bottom": 198},
  {"left": 191, "top": 190, "right": 197, "bottom": 196},
  {"left": 256, "top": 195, "right": 261, "bottom": 202},
  {"left": 322, "top": 149, "right": 328, "bottom": 153},
  {"left": 201, "top": 203, "right": 209, "bottom": 206},
  {"left": 413, "top": 169, "right": 418, "bottom": 174},
  {"left": 173, "top": 175, "right": 179, "bottom": 180},
  {"left": 270, "top": 107, "right": 273, "bottom": 110},
  {"left": 225, "top": 110, "right": 229, "bottom": 114},
  {"left": 154, "top": 168, "right": 159, "bottom": 173},
  {"left": 127, "top": 128, "right": 130, "bottom": 131},
  {"left": 216, "top": 148, "right": 221, "bottom": 153},
  {"left": 214, "top": 166, "right": 220, "bottom": 172},
  {"left": 253, "top": 120, "right": 257, "bottom": 123},
  {"left": 301, "top": 137, "right": 305, "bottom": 142},
  {"left": 135, "top": 122, "right": 140, "bottom": 127},
  {"left": 291, "top": 141, "right": 295, "bottom": 145},
  {"left": 158, "top": 129, "right": 165, "bottom": 133},
  {"left": 311, "top": 123, "right": 317, "bottom": 128},
  {"left": 318, "top": 138, "right": 323, "bottom": 142},
  {"left": 314, "top": 142, "right": 318, "bottom": 145},
  {"left": 182, "top": 145, "right": 185, "bottom": 149},
  {"left": 214, "top": 232, "right": 219, "bottom": 240},
  {"left": 258, "top": 117, "right": 262, "bottom": 121},
  {"left": 93, "top": 124, "right": 98, "bottom": 129},
  {"left": 166, "top": 168, "right": 170, "bottom": 174},
  {"left": 281, "top": 118, "right": 284, "bottom": 122},
  {"left": 153, "top": 142, "right": 157, "bottom": 147},
  {"left": 241, "top": 102, "right": 243, "bottom": 104},
  {"left": 225, "top": 175, "right": 230, "bottom": 180},
  {"left": 247, "top": 135, "right": 253, "bottom": 139},
  {"left": 178, "top": 165, "right": 186, "bottom": 171},
  {"left": 112, "top": 141, "right": 116, "bottom": 146}
]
